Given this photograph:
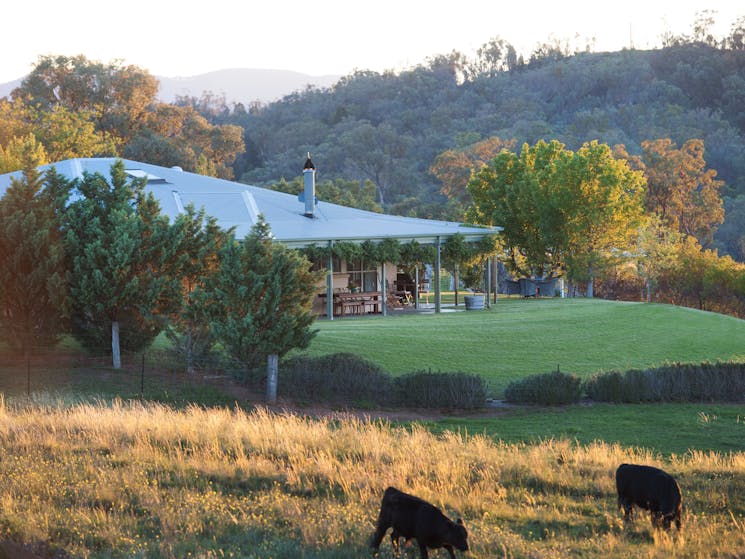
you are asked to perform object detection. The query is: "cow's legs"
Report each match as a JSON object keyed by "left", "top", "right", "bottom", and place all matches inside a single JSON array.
[
  {"left": 618, "top": 497, "right": 633, "bottom": 521},
  {"left": 389, "top": 529, "right": 400, "bottom": 553},
  {"left": 650, "top": 510, "right": 664, "bottom": 529},
  {"left": 417, "top": 541, "right": 429, "bottom": 559},
  {"left": 370, "top": 524, "right": 388, "bottom": 550},
  {"left": 444, "top": 544, "right": 456, "bottom": 559}
]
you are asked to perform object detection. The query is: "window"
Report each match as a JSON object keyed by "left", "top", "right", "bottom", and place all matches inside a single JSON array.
[
  {"left": 310, "top": 254, "right": 340, "bottom": 272},
  {"left": 347, "top": 259, "right": 377, "bottom": 291}
]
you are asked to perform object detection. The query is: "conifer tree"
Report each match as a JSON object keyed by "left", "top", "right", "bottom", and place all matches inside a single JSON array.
[
  {"left": 164, "top": 206, "right": 231, "bottom": 372},
  {"left": 207, "top": 216, "right": 321, "bottom": 402},
  {"left": 65, "top": 160, "right": 178, "bottom": 367},
  {"left": 0, "top": 147, "right": 70, "bottom": 358}
]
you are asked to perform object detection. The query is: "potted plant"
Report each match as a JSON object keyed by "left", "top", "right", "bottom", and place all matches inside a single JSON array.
[
  {"left": 348, "top": 278, "right": 359, "bottom": 293},
  {"left": 462, "top": 264, "right": 486, "bottom": 310}
]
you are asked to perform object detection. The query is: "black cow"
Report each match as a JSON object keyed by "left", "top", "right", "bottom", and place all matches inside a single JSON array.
[
  {"left": 615, "top": 463, "right": 683, "bottom": 530},
  {"left": 371, "top": 486, "right": 469, "bottom": 558}
]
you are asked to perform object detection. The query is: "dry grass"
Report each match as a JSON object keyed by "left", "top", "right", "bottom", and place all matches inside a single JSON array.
[{"left": 0, "top": 398, "right": 743, "bottom": 558}]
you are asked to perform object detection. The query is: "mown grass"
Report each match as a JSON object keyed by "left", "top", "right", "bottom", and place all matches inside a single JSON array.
[
  {"left": 425, "top": 403, "right": 745, "bottom": 456},
  {"left": 303, "top": 298, "right": 745, "bottom": 395},
  {"left": 0, "top": 400, "right": 742, "bottom": 558}
]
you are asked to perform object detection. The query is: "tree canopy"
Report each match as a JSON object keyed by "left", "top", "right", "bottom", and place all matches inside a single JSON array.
[
  {"left": 205, "top": 217, "right": 321, "bottom": 402},
  {"left": 641, "top": 138, "right": 724, "bottom": 247},
  {"left": 6, "top": 55, "right": 245, "bottom": 179},
  {"left": 468, "top": 139, "right": 646, "bottom": 292},
  {"left": 0, "top": 153, "right": 70, "bottom": 353},
  {"left": 64, "top": 160, "right": 182, "bottom": 367}
]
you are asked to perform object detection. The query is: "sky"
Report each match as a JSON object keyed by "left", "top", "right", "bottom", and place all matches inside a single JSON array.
[{"left": 1, "top": 0, "right": 742, "bottom": 83}]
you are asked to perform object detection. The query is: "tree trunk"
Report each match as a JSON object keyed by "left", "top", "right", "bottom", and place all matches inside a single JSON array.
[
  {"left": 586, "top": 265, "right": 594, "bottom": 298},
  {"left": 646, "top": 275, "right": 652, "bottom": 303},
  {"left": 454, "top": 264, "right": 459, "bottom": 306},
  {"left": 112, "top": 320, "right": 121, "bottom": 369},
  {"left": 266, "top": 353, "right": 279, "bottom": 403},
  {"left": 25, "top": 346, "right": 30, "bottom": 397},
  {"left": 186, "top": 331, "right": 195, "bottom": 374}
]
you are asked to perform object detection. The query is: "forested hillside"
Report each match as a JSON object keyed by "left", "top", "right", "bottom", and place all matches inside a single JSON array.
[
  {"left": 233, "top": 46, "right": 745, "bottom": 197},
  {"left": 210, "top": 40, "right": 745, "bottom": 260}
]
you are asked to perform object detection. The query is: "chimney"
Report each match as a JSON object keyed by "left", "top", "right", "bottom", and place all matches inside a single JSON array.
[{"left": 302, "top": 152, "right": 316, "bottom": 217}]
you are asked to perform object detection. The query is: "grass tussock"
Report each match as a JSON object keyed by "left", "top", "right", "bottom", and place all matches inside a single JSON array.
[{"left": 0, "top": 399, "right": 743, "bottom": 558}]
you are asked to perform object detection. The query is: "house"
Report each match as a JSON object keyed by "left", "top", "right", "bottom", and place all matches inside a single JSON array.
[{"left": 0, "top": 156, "right": 499, "bottom": 317}]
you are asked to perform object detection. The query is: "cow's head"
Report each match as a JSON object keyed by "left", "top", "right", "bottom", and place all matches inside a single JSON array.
[{"left": 450, "top": 518, "right": 469, "bottom": 551}]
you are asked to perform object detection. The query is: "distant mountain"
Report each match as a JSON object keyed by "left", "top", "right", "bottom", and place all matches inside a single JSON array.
[
  {"left": 156, "top": 69, "right": 341, "bottom": 104},
  {"left": 0, "top": 69, "right": 341, "bottom": 105},
  {"left": 0, "top": 78, "right": 22, "bottom": 99}
]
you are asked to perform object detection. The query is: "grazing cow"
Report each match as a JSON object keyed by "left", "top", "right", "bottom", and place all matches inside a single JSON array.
[
  {"left": 615, "top": 463, "right": 683, "bottom": 530},
  {"left": 371, "top": 486, "right": 469, "bottom": 558}
]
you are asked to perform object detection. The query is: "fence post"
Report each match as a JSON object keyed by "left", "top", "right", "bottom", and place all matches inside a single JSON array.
[{"left": 267, "top": 353, "right": 278, "bottom": 403}]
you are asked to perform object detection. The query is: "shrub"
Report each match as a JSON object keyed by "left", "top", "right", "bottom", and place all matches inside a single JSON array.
[
  {"left": 279, "top": 355, "right": 487, "bottom": 409},
  {"left": 583, "top": 369, "right": 646, "bottom": 402},
  {"left": 584, "top": 361, "right": 745, "bottom": 403},
  {"left": 280, "top": 353, "right": 391, "bottom": 404},
  {"left": 393, "top": 371, "right": 487, "bottom": 409},
  {"left": 504, "top": 369, "right": 582, "bottom": 405}
]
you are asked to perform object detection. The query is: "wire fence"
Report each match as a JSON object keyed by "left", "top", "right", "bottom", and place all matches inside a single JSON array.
[{"left": 0, "top": 345, "right": 252, "bottom": 404}]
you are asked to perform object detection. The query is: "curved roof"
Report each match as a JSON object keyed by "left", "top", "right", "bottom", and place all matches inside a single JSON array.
[{"left": 0, "top": 158, "right": 498, "bottom": 247}]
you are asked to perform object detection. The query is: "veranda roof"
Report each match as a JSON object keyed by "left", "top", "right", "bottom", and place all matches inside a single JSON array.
[{"left": 0, "top": 158, "right": 497, "bottom": 247}]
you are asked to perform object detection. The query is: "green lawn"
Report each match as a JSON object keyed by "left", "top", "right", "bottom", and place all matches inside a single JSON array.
[
  {"left": 302, "top": 298, "right": 745, "bottom": 394},
  {"left": 422, "top": 403, "right": 745, "bottom": 456}
]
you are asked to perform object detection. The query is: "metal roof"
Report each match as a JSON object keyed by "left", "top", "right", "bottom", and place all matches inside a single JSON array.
[{"left": 0, "top": 158, "right": 498, "bottom": 247}]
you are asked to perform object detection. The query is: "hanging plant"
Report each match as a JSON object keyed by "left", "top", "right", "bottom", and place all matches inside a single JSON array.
[
  {"left": 442, "top": 233, "right": 473, "bottom": 266},
  {"left": 360, "top": 240, "right": 381, "bottom": 263},
  {"left": 300, "top": 243, "right": 331, "bottom": 262},
  {"left": 332, "top": 241, "right": 363, "bottom": 262},
  {"left": 377, "top": 238, "right": 401, "bottom": 264}
]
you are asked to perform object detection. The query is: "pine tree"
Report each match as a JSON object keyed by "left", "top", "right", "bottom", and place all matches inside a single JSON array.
[
  {"left": 164, "top": 205, "right": 230, "bottom": 372},
  {"left": 65, "top": 160, "right": 178, "bottom": 367},
  {"left": 207, "top": 216, "right": 321, "bottom": 402},
  {"left": 0, "top": 149, "right": 70, "bottom": 358}
]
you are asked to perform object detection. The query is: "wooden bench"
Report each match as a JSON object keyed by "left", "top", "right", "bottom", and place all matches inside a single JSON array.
[
  {"left": 334, "top": 291, "right": 382, "bottom": 316},
  {"left": 341, "top": 298, "right": 364, "bottom": 315}
]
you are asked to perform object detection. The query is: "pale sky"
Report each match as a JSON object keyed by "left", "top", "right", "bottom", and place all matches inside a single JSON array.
[{"left": 1, "top": 1, "right": 742, "bottom": 83}]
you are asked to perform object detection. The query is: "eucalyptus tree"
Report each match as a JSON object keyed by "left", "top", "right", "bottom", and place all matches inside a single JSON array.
[
  {"left": 641, "top": 138, "right": 724, "bottom": 247},
  {"left": 122, "top": 103, "right": 245, "bottom": 179},
  {"left": 430, "top": 136, "right": 517, "bottom": 208},
  {"left": 267, "top": 175, "right": 382, "bottom": 212},
  {"left": 13, "top": 54, "right": 159, "bottom": 143},
  {"left": 0, "top": 133, "right": 48, "bottom": 175},
  {"left": 0, "top": 98, "right": 116, "bottom": 169},
  {"left": 12, "top": 55, "right": 245, "bottom": 179}
]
